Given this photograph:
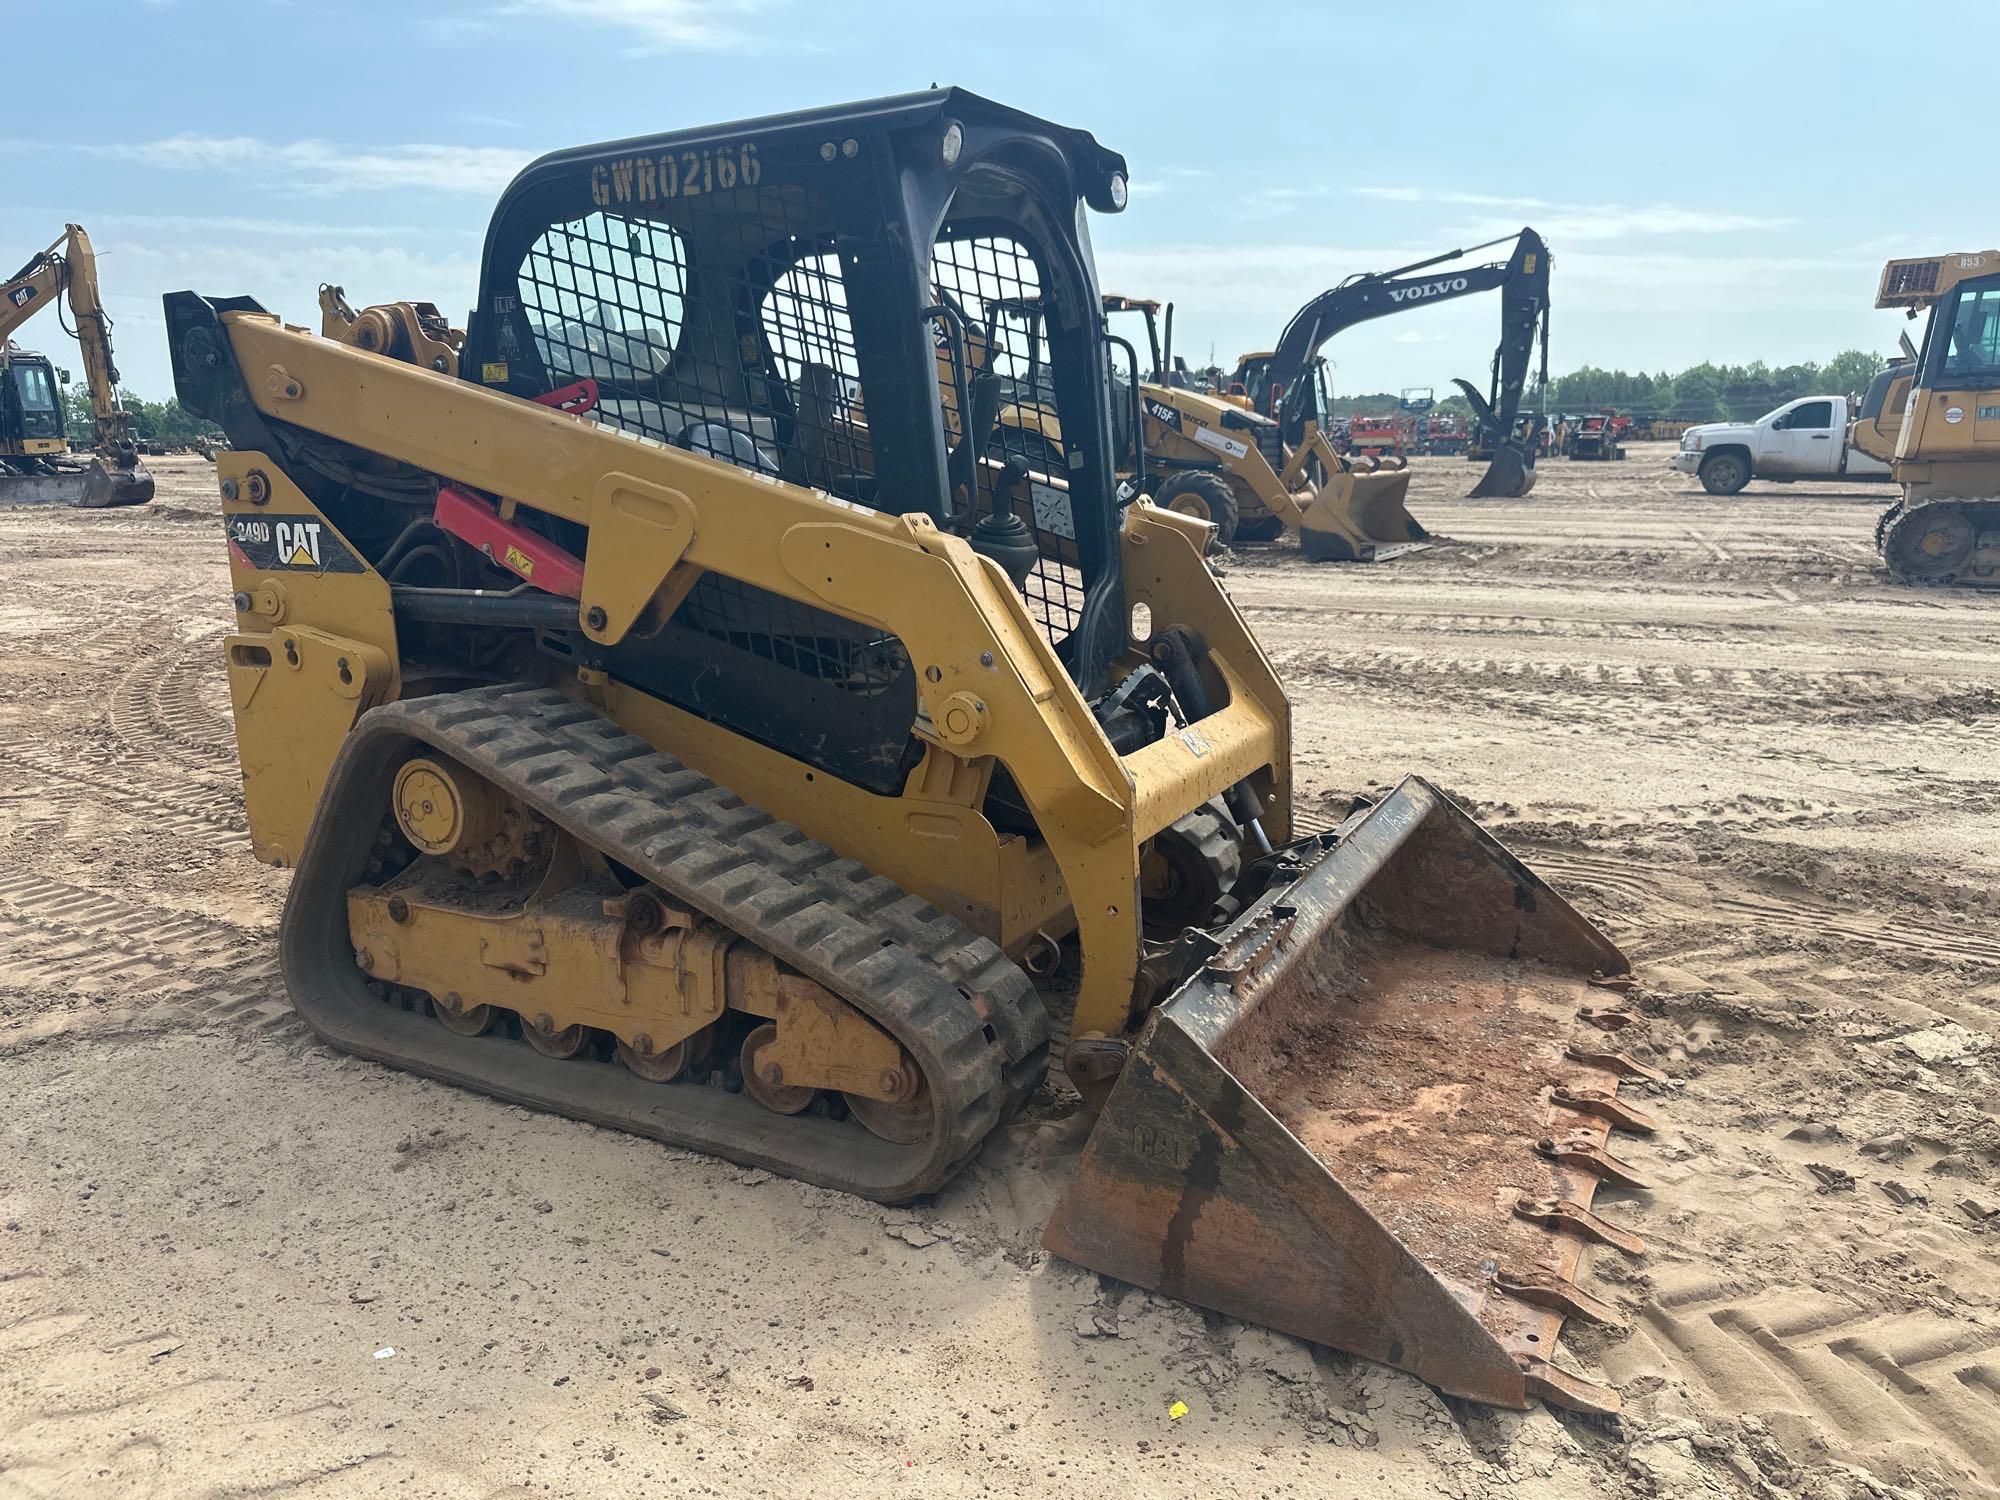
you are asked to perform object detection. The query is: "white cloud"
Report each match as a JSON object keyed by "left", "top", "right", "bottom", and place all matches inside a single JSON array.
[
  {"left": 473, "top": 0, "right": 768, "bottom": 49},
  {"left": 107, "top": 134, "right": 533, "bottom": 195},
  {"left": 1394, "top": 331, "right": 1432, "bottom": 344}
]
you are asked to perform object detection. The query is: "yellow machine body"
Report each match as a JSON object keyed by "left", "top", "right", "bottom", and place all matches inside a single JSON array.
[
  {"left": 1873, "top": 251, "right": 2000, "bottom": 584},
  {"left": 168, "top": 90, "right": 1647, "bottom": 1415}
]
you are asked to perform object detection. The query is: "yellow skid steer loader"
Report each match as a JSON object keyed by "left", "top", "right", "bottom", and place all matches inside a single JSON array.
[{"left": 166, "top": 89, "right": 1648, "bottom": 1414}]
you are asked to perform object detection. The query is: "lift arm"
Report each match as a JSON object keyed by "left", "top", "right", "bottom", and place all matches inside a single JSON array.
[{"left": 2, "top": 225, "right": 143, "bottom": 468}]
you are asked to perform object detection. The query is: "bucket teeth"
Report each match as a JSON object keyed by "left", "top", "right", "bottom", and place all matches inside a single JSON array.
[
  {"left": 1516, "top": 1196, "right": 1646, "bottom": 1256},
  {"left": 1552, "top": 1084, "right": 1658, "bottom": 1134},
  {"left": 1566, "top": 1044, "right": 1668, "bottom": 1084},
  {"left": 1494, "top": 1268, "right": 1624, "bottom": 1328},
  {"left": 1516, "top": 1356, "right": 1622, "bottom": 1419},
  {"left": 1538, "top": 1134, "right": 1653, "bottom": 1191}
]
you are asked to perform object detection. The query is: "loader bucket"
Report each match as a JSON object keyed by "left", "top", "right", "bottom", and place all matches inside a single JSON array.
[
  {"left": 0, "top": 470, "right": 91, "bottom": 506},
  {"left": 1044, "top": 778, "right": 1647, "bottom": 1415},
  {"left": 1469, "top": 442, "right": 1536, "bottom": 498},
  {"left": 1298, "top": 468, "right": 1433, "bottom": 563}
]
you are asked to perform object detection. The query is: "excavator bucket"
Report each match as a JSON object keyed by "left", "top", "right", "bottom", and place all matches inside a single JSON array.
[
  {"left": 1045, "top": 778, "right": 1646, "bottom": 1415},
  {"left": 1469, "top": 442, "right": 1537, "bottom": 498},
  {"left": 0, "top": 455, "right": 153, "bottom": 507},
  {"left": 1297, "top": 468, "right": 1432, "bottom": 563},
  {"left": 79, "top": 454, "right": 155, "bottom": 507}
]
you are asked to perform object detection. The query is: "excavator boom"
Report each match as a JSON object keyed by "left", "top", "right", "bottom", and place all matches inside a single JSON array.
[
  {"left": 1251, "top": 230, "right": 1551, "bottom": 498},
  {"left": 0, "top": 225, "right": 153, "bottom": 507}
]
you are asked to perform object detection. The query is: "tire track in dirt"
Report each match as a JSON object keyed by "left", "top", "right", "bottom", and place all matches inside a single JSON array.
[
  {"left": 1539, "top": 849, "right": 2000, "bottom": 1026},
  {"left": 3, "top": 744, "right": 245, "bottom": 849},
  {"left": 0, "top": 872, "right": 290, "bottom": 1043},
  {"left": 104, "top": 626, "right": 236, "bottom": 774},
  {"left": 1638, "top": 1271, "right": 1999, "bottom": 1499}
]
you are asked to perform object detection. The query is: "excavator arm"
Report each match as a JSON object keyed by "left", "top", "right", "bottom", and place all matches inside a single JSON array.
[
  {"left": 0, "top": 225, "right": 153, "bottom": 506},
  {"left": 1263, "top": 229, "right": 1550, "bottom": 497}
]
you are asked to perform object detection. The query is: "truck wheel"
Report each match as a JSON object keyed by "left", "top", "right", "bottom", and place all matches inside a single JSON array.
[
  {"left": 1153, "top": 471, "right": 1239, "bottom": 547},
  {"left": 1698, "top": 451, "right": 1749, "bottom": 496}
]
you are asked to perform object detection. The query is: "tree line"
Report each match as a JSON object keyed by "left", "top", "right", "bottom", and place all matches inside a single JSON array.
[
  {"left": 68, "top": 344, "right": 1897, "bottom": 447},
  {"left": 62, "top": 386, "right": 219, "bottom": 447},
  {"left": 1330, "top": 348, "right": 1892, "bottom": 422}
]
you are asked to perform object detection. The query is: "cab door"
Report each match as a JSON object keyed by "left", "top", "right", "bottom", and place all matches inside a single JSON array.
[{"left": 1764, "top": 399, "right": 1836, "bottom": 475}]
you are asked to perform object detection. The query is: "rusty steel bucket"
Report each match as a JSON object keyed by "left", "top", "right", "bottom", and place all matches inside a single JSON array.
[{"left": 1044, "top": 778, "right": 1651, "bottom": 1415}]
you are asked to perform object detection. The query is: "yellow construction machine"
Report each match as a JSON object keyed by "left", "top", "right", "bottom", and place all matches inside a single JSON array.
[
  {"left": 990, "top": 293, "right": 1429, "bottom": 559},
  {"left": 1, "top": 225, "right": 154, "bottom": 506},
  {"left": 1230, "top": 230, "right": 1552, "bottom": 498},
  {"left": 1871, "top": 251, "right": 2000, "bottom": 584},
  {"left": 166, "top": 90, "right": 1649, "bottom": 1413}
]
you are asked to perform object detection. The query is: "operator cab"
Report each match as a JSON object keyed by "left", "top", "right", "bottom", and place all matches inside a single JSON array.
[{"left": 0, "top": 346, "right": 68, "bottom": 463}]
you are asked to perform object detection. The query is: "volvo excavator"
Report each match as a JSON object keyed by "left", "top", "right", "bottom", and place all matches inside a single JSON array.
[
  {"left": 1867, "top": 250, "right": 2000, "bottom": 585},
  {"left": 1, "top": 225, "right": 154, "bottom": 506},
  {"left": 989, "top": 292, "right": 1429, "bottom": 558},
  {"left": 165, "top": 91, "right": 1653, "bottom": 1414},
  {"left": 1231, "top": 230, "right": 1551, "bottom": 498}
]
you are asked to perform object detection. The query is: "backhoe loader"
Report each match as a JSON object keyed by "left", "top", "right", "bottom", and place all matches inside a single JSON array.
[
  {"left": 1, "top": 225, "right": 153, "bottom": 506},
  {"left": 990, "top": 293, "right": 1430, "bottom": 559},
  {"left": 1232, "top": 230, "right": 1551, "bottom": 498},
  {"left": 1871, "top": 251, "right": 2000, "bottom": 585},
  {"left": 166, "top": 90, "right": 1650, "bottom": 1414}
]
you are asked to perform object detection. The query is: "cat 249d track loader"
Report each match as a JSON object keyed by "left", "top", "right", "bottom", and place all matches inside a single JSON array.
[{"left": 166, "top": 90, "right": 1653, "bottom": 1415}]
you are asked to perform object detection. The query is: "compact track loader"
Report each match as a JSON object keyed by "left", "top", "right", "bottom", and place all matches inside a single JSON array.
[
  {"left": 989, "top": 293, "right": 1427, "bottom": 558},
  {"left": 167, "top": 90, "right": 1649, "bottom": 1414},
  {"left": 1870, "top": 252, "right": 2000, "bottom": 585}
]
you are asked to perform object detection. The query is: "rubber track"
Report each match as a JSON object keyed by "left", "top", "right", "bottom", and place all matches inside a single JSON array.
[
  {"left": 281, "top": 684, "right": 1049, "bottom": 1203},
  {"left": 1883, "top": 499, "right": 2000, "bottom": 586}
]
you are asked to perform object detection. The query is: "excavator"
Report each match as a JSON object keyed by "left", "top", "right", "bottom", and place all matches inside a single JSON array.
[
  {"left": 989, "top": 291, "right": 1429, "bottom": 558},
  {"left": 1231, "top": 229, "right": 1551, "bottom": 498},
  {"left": 1, "top": 225, "right": 154, "bottom": 506},
  {"left": 164, "top": 90, "right": 1652, "bottom": 1414},
  {"left": 1871, "top": 250, "right": 2000, "bottom": 585}
]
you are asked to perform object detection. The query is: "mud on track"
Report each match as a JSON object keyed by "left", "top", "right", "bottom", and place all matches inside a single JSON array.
[{"left": 0, "top": 449, "right": 1994, "bottom": 1499}]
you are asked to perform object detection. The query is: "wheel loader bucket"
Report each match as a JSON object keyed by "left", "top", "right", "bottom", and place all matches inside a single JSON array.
[
  {"left": 1298, "top": 468, "right": 1432, "bottom": 563},
  {"left": 1044, "top": 778, "right": 1648, "bottom": 1415},
  {"left": 1469, "top": 442, "right": 1536, "bottom": 498}
]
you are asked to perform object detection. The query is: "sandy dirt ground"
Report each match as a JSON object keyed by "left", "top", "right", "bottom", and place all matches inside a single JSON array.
[{"left": 0, "top": 446, "right": 1994, "bottom": 1499}]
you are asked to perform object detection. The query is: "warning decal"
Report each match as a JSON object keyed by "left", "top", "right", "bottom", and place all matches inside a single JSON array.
[{"left": 225, "top": 514, "right": 366, "bottom": 574}]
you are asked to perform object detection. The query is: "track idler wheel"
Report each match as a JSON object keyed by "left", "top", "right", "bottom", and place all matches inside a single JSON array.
[
  {"left": 522, "top": 1012, "right": 590, "bottom": 1059},
  {"left": 616, "top": 1022, "right": 716, "bottom": 1083},
  {"left": 740, "top": 1023, "right": 815, "bottom": 1114},
  {"left": 844, "top": 1088, "right": 933, "bottom": 1144},
  {"left": 433, "top": 991, "right": 496, "bottom": 1037}
]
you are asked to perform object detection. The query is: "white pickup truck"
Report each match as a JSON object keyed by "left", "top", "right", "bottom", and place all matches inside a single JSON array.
[{"left": 1669, "top": 395, "right": 1894, "bottom": 495}]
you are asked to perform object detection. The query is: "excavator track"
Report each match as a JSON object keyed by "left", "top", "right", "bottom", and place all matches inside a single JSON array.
[
  {"left": 1881, "top": 499, "right": 2000, "bottom": 586},
  {"left": 281, "top": 684, "right": 1049, "bottom": 1202}
]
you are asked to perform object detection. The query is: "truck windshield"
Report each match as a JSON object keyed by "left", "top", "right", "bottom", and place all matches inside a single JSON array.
[{"left": 11, "top": 362, "right": 57, "bottom": 413}]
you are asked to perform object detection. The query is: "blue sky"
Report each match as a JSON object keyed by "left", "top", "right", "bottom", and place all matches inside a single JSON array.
[{"left": 4, "top": 0, "right": 1967, "bottom": 400}]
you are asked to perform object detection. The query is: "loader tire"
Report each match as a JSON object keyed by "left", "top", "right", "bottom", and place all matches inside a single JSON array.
[
  {"left": 1698, "top": 450, "right": 1750, "bottom": 496},
  {"left": 1153, "top": 471, "right": 1239, "bottom": 547}
]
